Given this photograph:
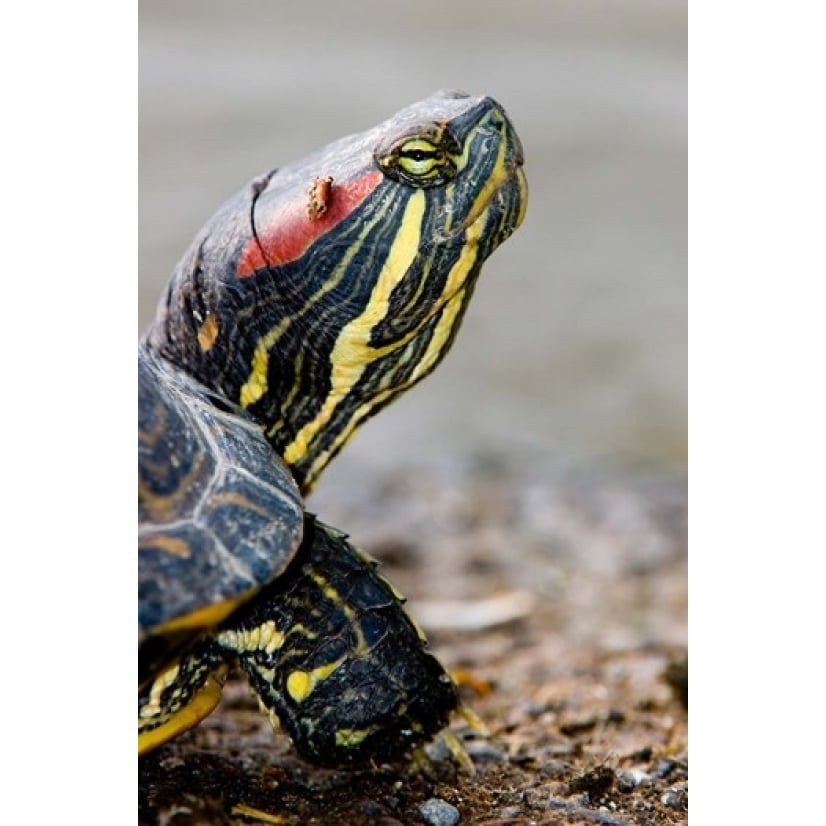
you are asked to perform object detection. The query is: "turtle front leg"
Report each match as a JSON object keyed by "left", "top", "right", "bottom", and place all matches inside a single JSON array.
[{"left": 216, "top": 515, "right": 459, "bottom": 768}]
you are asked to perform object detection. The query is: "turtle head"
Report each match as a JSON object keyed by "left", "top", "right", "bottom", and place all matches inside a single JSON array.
[{"left": 147, "top": 91, "right": 527, "bottom": 492}]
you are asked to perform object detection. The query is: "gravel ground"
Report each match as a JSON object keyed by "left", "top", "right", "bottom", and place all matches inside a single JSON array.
[{"left": 139, "top": 457, "right": 687, "bottom": 825}]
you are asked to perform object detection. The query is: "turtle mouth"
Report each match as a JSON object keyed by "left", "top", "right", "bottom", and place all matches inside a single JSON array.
[
  {"left": 435, "top": 161, "right": 527, "bottom": 244},
  {"left": 423, "top": 162, "right": 527, "bottom": 320}
]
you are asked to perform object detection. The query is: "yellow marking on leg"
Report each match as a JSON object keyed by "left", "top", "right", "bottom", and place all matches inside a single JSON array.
[
  {"left": 307, "top": 571, "right": 370, "bottom": 654},
  {"left": 335, "top": 727, "right": 371, "bottom": 748},
  {"left": 308, "top": 571, "right": 356, "bottom": 619},
  {"left": 255, "top": 666, "right": 276, "bottom": 684},
  {"left": 138, "top": 663, "right": 228, "bottom": 755},
  {"left": 285, "top": 670, "right": 312, "bottom": 702},
  {"left": 281, "top": 564, "right": 384, "bottom": 704},
  {"left": 284, "top": 622, "right": 318, "bottom": 641},
  {"left": 218, "top": 620, "right": 285, "bottom": 655},
  {"left": 283, "top": 191, "right": 426, "bottom": 466},
  {"left": 286, "top": 658, "right": 345, "bottom": 703}
]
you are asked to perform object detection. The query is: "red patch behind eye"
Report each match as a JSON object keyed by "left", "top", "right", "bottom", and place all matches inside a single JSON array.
[{"left": 237, "top": 170, "right": 383, "bottom": 277}]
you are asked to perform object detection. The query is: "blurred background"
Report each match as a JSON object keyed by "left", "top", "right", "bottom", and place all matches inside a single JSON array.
[{"left": 139, "top": 0, "right": 686, "bottom": 499}]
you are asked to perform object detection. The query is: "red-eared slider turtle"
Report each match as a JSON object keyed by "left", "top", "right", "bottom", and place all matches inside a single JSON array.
[{"left": 139, "top": 90, "right": 527, "bottom": 768}]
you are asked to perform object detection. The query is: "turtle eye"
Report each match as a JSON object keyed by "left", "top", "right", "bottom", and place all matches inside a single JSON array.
[
  {"left": 376, "top": 134, "right": 458, "bottom": 188},
  {"left": 398, "top": 139, "right": 443, "bottom": 178}
]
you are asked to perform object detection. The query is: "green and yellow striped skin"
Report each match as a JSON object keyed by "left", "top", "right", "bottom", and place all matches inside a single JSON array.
[
  {"left": 139, "top": 91, "right": 527, "bottom": 768},
  {"left": 147, "top": 90, "right": 526, "bottom": 493}
]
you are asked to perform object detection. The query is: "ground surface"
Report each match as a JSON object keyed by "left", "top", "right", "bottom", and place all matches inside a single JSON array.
[{"left": 139, "top": 458, "right": 687, "bottom": 825}]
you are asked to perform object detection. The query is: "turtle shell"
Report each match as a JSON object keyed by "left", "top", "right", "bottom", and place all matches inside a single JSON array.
[{"left": 139, "top": 344, "right": 303, "bottom": 644}]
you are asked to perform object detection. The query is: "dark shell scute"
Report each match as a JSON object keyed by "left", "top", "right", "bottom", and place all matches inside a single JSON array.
[{"left": 138, "top": 345, "right": 303, "bottom": 634}]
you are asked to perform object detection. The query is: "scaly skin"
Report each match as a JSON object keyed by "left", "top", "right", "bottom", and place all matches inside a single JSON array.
[{"left": 138, "top": 90, "right": 527, "bottom": 768}]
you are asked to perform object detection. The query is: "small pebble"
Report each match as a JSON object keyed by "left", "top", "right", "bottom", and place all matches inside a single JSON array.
[
  {"left": 465, "top": 740, "right": 505, "bottom": 763},
  {"left": 661, "top": 783, "right": 688, "bottom": 810},
  {"left": 654, "top": 758, "right": 677, "bottom": 779},
  {"left": 616, "top": 768, "right": 650, "bottom": 792},
  {"left": 420, "top": 797, "right": 460, "bottom": 826}
]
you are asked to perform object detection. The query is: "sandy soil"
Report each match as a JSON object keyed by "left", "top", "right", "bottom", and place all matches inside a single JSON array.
[{"left": 139, "top": 458, "right": 687, "bottom": 825}]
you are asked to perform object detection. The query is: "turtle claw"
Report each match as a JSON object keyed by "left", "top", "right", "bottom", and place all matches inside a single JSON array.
[
  {"left": 458, "top": 703, "right": 490, "bottom": 737},
  {"left": 438, "top": 728, "right": 476, "bottom": 776}
]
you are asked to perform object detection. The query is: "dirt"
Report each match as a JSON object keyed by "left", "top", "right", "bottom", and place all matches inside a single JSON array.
[{"left": 139, "top": 456, "right": 687, "bottom": 825}]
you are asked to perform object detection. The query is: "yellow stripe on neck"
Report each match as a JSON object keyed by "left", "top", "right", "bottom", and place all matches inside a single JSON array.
[
  {"left": 239, "top": 204, "right": 389, "bottom": 411},
  {"left": 283, "top": 190, "right": 426, "bottom": 467},
  {"left": 300, "top": 208, "right": 486, "bottom": 488}
]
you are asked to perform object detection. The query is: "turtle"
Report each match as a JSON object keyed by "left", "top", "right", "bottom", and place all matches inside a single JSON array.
[{"left": 139, "top": 89, "right": 527, "bottom": 769}]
